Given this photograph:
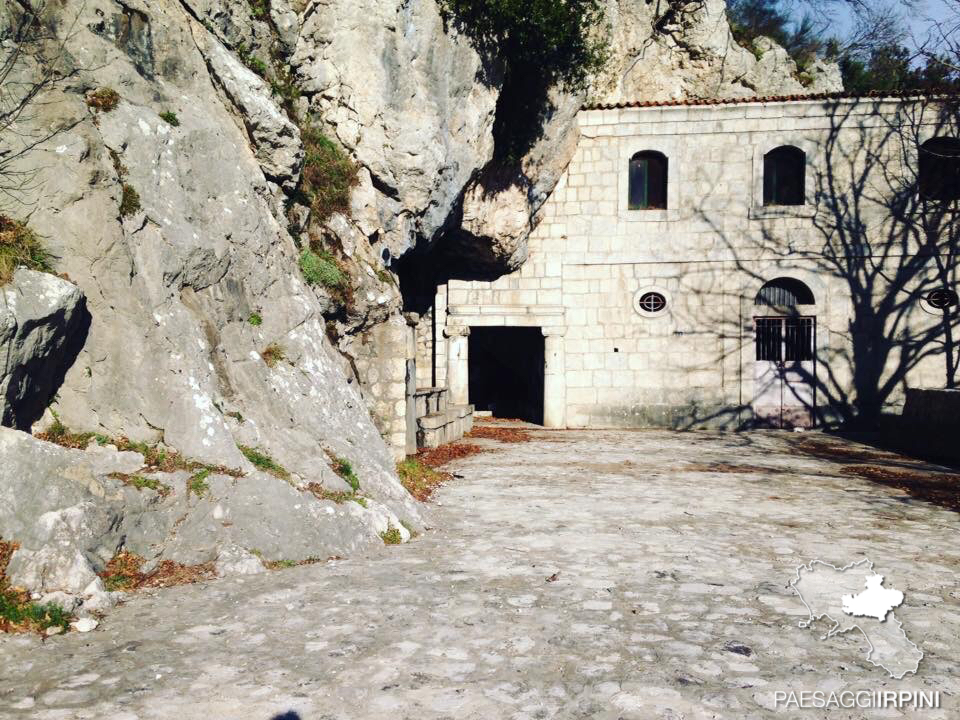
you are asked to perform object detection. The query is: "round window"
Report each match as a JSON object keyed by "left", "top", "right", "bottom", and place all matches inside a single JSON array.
[
  {"left": 633, "top": 287, "right": 671, "bottom": 318},
  {"left": 638, "top": 292, "right": 667, "bottom": 313},
  {"left": 926, "top": 288, "right": 959, "bottom": 310}
]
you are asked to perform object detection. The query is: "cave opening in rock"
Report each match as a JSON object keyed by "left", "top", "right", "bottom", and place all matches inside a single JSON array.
[{"left": 468, "top": 326, "right": 544, "bottom": 424}]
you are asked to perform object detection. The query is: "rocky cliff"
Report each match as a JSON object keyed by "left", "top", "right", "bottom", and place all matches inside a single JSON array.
[{"left": 0, "top": 0, "right": 837, "bottom": 616}]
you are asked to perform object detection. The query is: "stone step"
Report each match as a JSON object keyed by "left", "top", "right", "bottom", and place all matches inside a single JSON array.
[
  {"left": 414, "top": 386, "right": 448, "bottom": 417},
  {"left": 416, "top": 404, "right": 474, "bottom": 449}
]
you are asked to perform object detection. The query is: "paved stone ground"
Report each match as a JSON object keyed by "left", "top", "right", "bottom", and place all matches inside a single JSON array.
[{"left": 2, "top": 428, "right": 959, "bottom": 720}]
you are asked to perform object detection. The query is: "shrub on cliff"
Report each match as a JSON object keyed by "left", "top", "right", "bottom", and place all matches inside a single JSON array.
[
  {"left": 299, "top": 248, "right": 345, "bottom": 289},
  {"left": 86, "top": 87, "right": 120, "bottom": 112},
  {"left": 0, "top": 215, "right": 51, "bottom": 285},
  {"left": 439, "top": 0, "right": 608, "bottom": 160},
  {"left": 119, "top": 184, "right": 141, "bottom": 218},
  {"left": 299, "top": 125, "right": 359, "bottom": 222}
]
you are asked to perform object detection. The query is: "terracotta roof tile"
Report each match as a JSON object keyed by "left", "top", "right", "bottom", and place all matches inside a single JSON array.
[{"left": 581, "top": 90, "right": 960, "bottom": 111}]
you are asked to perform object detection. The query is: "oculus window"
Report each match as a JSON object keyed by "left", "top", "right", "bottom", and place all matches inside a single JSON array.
[
  {"left": 637, "top": 291, "right": 667, "bottom": 313},
  {"left": 926, "top": 288, "right": 959, "bottom": 310},
  {"left": 763, "top": 146, "right": 806, "bottom": 206},
  {"left": 628, "top": 151, "right": 668, "bottom": 210}
]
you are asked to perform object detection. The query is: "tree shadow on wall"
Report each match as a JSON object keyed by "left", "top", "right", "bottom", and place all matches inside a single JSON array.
[{"left": 682, "top": 95, "right": 960, "bottom": 431}]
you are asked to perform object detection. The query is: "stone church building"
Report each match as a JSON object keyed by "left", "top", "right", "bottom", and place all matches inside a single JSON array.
[{"left": 402, "top": 93, "right": 959, "bottom": 449}]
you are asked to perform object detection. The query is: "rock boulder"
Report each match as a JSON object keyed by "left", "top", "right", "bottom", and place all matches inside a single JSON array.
[{"left": 1, "top": 270, "right": 89, "bottom": 431}]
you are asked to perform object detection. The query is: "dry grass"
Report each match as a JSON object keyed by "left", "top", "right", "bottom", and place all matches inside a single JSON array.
[
  {"left": 466, "top": 425, "right": 532, "bottom": 443},
  {"left": 140, "top": 560, "right": 216, "bottom": 588},
  {"left": 86, "top": 87, "right": 120, "bottom": 112},
  {"left": 299, "top": 125, "right": 359, "bottom": 222},
  {"left": 682, "top": 462, "right": 780, "bottom": 474},
  {"left": 37, "top": 425, "right": 243, "bottom": 478},
  {"left": 100, "top": 551, "right": 215, "bottom": 591},
  {"left": 306, "top": 482, "right": 366, "bottom": 506},
  {"left": 416, "top": 442, "right": 488, "bottom": 468},
  {"left": 36, "top": 422, "right": 104, "bottom": 449},
  {"left": 99, "top": 551, "right": 146, "bottom": 591},
  {"left": 789, "top": 436, "right": 899, "bottom": 464},
  {"left": 263, "top": 557, "right": 324, "bottom": 571},
  {"left": 261, "top": 342, "right": 286, "bottom": 368},
  {"left": 397, "top": 458, "right": 451, "bottom": 502},
  {"left": 0, "top": 215, "right": 51, "bottom": 285},
  {"left": 841, "top": 465, "right": 960, "bottom": 512},
  {"left": 380, "top": 526, "right": 403, "bottom": 545},
  {"left": 109, "top": 472, "right": 172, "bottom": 497}
]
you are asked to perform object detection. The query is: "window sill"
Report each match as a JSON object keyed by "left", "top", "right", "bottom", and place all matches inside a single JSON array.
[
  {"left": 749, "top": 204, "right": 816, "bottom": 220},
  {"left": 619, "top": 208, "right": 679, "bottom": 223}
]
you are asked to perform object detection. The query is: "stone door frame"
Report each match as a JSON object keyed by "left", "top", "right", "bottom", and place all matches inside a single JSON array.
[{"left": 444, "top": 305, "right": 567, "bottom": 428}]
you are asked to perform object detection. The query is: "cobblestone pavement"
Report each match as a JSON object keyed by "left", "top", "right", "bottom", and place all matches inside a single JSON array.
[{"left": 2, "top": 428, "right": 958, "bottom": 720}]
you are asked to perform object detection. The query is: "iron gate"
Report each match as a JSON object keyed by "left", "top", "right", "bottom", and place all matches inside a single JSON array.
[{"left": 753, "top": 316, "right": 816, "bottom": 428}]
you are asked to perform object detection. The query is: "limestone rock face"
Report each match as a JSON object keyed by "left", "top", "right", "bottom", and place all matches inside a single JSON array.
[
  {"left": 292, "top": 0, "right": 498, "bottom": 259},
  {"left": 0, "top": 426, "right": 413, "bottom": 615},
  {"left": 197, "top": 35, "right": 304, "bottom": 189},
  {"left": 604, "top": 0, "right": 842, "bottom": 103},
  {"left": 0, "top": 0, "right": 420, "bottom": 593},
  {"left": 452, "top": 174, "right": 532, "bottom": 275},
  {"left": 1, "top": 270, "right": 89, "bottom": 431}
]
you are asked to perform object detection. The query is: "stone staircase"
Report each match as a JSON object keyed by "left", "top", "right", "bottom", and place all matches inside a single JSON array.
[{"left": 414, "top": 387, "right": 473, "bottom": 449}]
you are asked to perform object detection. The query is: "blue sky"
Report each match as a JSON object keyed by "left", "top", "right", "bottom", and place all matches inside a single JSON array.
[{"left": 793, "top": 0, "right": 955, "bottom": 52}]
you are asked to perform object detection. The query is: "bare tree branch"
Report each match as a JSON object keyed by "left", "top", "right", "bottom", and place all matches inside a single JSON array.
[{"left": 0, "top": 0, "right": 86, "bottom": 211}]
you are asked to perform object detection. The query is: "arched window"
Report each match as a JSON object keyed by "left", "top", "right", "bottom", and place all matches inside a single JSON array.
[
  {"left": 919, "top": 137, "right": 960, "bottom": 202},
  {"left": 628, "top": 151, "right": 668, "bottom": 210},
  {"left": 754, "top": 277, "right": 815, "bottom": 307},
  {"left": 763, "top": 146, "right": 806, "bottom": 206}
]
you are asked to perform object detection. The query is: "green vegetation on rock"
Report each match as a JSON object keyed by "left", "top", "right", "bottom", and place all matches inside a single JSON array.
[
  {"left": 326, "top": 451, "right": 360, "bottom": 492},
  {"left": 159, "top": 111, "right": 180, "bottom": 127},
  {"left": 299, "top": 248, "right": 345, "bottom": 289},
  {"left": 0, "top": 215, "right": 51, "bottom": 285},
  {"left": 110, "top": 472, "right": 172, "bottom": 497},
  {"left": 1, "top": 540, "right": 72, "bottom": 634},
  {"left": 187, "top": 468, "right": 211, "bottom": 497},
  {"left": 260, "top": 342, "right": 285, "bottom": 368},
  {"left": 119, "top": 184, "right": 141, "bottom": 218},
  {"left": 397, "top": 458, "right": 448, "bottom": 502},
  {"left": 380, "top": 526, "right": 403, "bottom": 545},
  {"left": 87, "top": 87, "right": 120, "bottom": 112},
  {"left": 299, "top": 125, "right": 359, "bottom": 222},
  {"left": 237, "top": 44, "right": 269, "bottom": 77},
  {"left": 239, "top": 445, "right": 290, "bottom": 480},
  {"left": 248, "top": 0, "right": 270, "bottom": 20}
]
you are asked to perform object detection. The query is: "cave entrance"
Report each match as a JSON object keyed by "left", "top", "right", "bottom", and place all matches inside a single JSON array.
[{"left": 468, "top": 326, "right": 545, "bottom": 425}]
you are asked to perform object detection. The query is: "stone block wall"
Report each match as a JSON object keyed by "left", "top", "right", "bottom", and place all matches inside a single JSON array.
[
  {"left": 432, "top": 96, "right": 960, "bottom": 428},
  {"left": 352, "top": 315, "right": 411, "bottom": 457},
  {"left": 415, "top": 305, "right": 435, "bottom": 389}
]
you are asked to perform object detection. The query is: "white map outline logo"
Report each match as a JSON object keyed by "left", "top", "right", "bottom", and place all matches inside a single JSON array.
[{"left": 788, "top": 558, "right": 923, "bottom": 679}]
